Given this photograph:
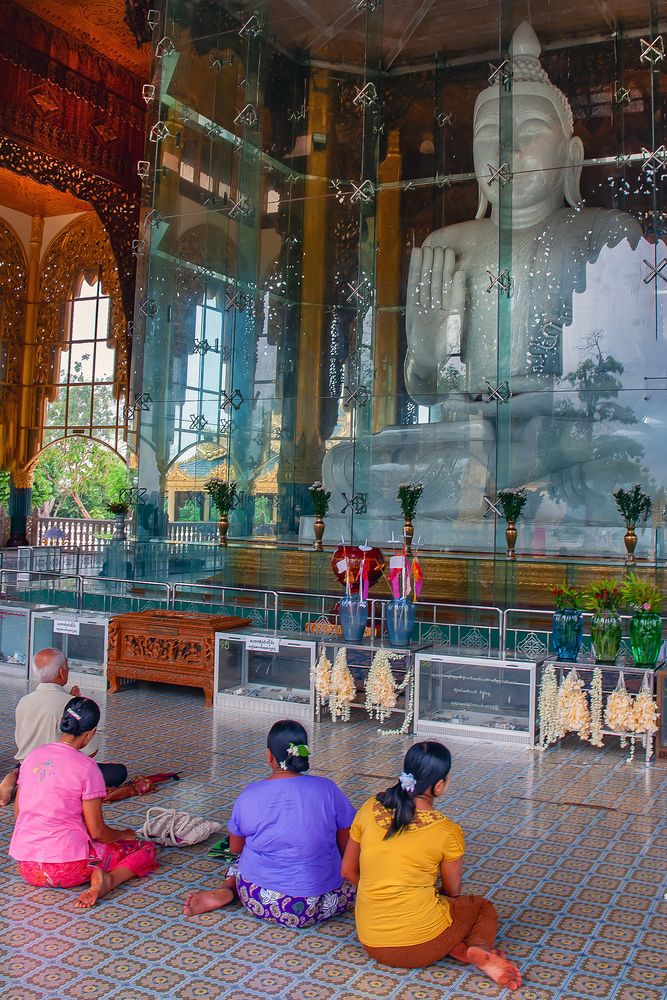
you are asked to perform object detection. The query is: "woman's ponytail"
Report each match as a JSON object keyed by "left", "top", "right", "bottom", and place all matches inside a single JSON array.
[{"left": 376, "top": 741, "right": 452, "bottom": 838}]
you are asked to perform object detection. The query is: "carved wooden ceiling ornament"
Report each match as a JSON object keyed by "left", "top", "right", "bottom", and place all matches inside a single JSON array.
[
  {"left": 36, "top": 213, "right": 127, "bottom": 402},
  {"left": 0, "top": 137, "right": 138, "bottom": 318}
]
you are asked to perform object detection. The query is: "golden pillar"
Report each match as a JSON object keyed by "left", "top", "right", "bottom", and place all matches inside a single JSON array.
[
  {"left": 294, "top": 69, "right": 333, "bottom": 482},
  {"left": 17, "top": 214, "right": 44, "bottom": 472},
  {"left": 373, "top": 130, "right": 402, "bottom": 432}
]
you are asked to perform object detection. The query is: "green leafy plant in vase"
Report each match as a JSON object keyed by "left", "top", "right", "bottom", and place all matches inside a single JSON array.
[
  {"left": 205, "top": 478, "right": 238, "bottom": 546},
  {"left": 582, "top": 578, "right": 623, "bottom": 664},
  {"left": 551, "top": 585, "right": 583, "bottom": 661},
  {"left": 620, "top": 573, "right": 663, "bottom": 666},
  {"left": 309, "top": 481, "right": 331, "bottom": 551},
  {"left": 397, "top": 482, "right": 423, "bottom": 554},
  {"left": 613, "top": 484, "right": 651, "bottom": 564},
  {"left": 497, "top": 488, "right": 528, "bottom": 559}
]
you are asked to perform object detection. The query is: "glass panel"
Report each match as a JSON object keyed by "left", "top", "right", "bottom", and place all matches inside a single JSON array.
[
  {"left": 0, "top": 608, "right": 28, "bottom": 669},
  {"left": 133, "top": 0, "right": 666, "bottom": 599},
  {"left": 417, "top": 656, "right": 534, "bottom": 736}
]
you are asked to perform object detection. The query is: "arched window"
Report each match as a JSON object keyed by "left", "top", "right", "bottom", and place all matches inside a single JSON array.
[{"left": 43, "top": 271, "right": 123, "bottom": 454}]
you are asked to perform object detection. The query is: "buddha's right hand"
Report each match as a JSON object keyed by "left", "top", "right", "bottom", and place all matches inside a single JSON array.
[{"left": 406, "top": 246, "right": 466, "bottom": 371}]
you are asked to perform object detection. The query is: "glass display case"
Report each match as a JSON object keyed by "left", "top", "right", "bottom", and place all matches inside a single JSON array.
[
  {"left": 214, "top": 630, "right": 317, "bottom": 719},
  {"left": 415, "top": 654, "right": 538, "bottom": 746},
  {"left": 29, "top": 610, "right": 113, "bottom": 690},
  {"left": 316, "top": 639, "right": 419, "bottom": 725},
  {"left": 0, "top": 602, "right": 57, "bottom": 678}
]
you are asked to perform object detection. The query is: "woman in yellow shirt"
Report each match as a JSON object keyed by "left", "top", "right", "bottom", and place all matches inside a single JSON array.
[{"left": 342, "top": 740, "right": 521, "bottom": 992}]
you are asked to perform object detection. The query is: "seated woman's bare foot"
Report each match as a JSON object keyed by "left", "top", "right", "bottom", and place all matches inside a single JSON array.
[
  {"left": 466, "top": 945, "right": 522, "bottom": 991},
  {"left": 75, "top": 869, "right": 111, "bottom": 909},
  {"left": 0, "top": 772, "right": 18, "bottom": 806},
  {"left": 183, "top": 887, "right": 235, "bottom": 916}
]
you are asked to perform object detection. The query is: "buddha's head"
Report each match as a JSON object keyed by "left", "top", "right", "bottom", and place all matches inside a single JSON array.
[{"left": 473, "top": 21, "right": 584, "bottom": 220}]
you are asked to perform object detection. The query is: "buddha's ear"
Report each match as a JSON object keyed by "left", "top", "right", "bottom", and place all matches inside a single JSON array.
[
  {"left": 564, "top": 135, "right": 584, "bottom": 208},
  {"left": 475, "top": 184, "right": 489, "bottom": 219}
]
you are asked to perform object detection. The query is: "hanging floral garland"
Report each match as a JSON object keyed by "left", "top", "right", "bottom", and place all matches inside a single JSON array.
[
  {"left": 558, "top": 668, "right": 591, "bottom": 741},
  {"left": 376, "top": 667, "right": 415, "bottom": 737},
  {"left": 329, "top": 647, "right": 356, "bottom": 722},
  {"left": 365, "top": 648, "right": 403, "bottom": 723},
  {"left": 604, "top": 672, "right": 635, "bottom": 740},
  {"left": 633, "top": 673, "right": 659, "bottom": 761},
  {"left": 589, "top": 668, "right": 604, "bottom": 747},
  {"left": 312, "top": 650, "right": 332, "bottom": 718},
  {"left": 537, "top": 663, "right": 559, "bottom": 749}
]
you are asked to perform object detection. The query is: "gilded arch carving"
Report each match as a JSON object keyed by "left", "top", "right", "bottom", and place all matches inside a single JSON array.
[
  {"left": 0, "top": 218, "right": 27, "bottom": 401},
  {"left": 35, "top": 214, "right": 127, "bottom": 405}
]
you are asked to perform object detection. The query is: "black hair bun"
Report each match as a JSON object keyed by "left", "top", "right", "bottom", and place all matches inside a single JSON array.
[
  {"left": 59, "top": 697, "right": 101, "bottom": 737},
  {"left": 287, "top": 754, "right": 310, "bottom": 774}
]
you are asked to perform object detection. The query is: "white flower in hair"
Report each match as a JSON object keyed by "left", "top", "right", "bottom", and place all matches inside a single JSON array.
[{"left": 399, "top": 771, "right": 417, "bottom": 793}]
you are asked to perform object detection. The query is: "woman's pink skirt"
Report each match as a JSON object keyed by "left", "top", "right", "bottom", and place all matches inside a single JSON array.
[{"left": 17, "top": 839, "right": 158, "bottom": 888}]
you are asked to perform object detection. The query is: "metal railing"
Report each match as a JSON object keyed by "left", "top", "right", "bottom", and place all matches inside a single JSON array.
[
  {"left": 80, "top": 576, "right": 171, "bottom": 615},
  {"left": 172, "top": 582, "right": 278, "bottom": 629},
  {"left": 0, "top": 569, "right": 82, "bottom": 608}
]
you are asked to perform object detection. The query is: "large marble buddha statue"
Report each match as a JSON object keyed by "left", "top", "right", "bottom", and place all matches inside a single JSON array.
[{"left": 323, "top": 21, "right": 642, "bottom": 529}]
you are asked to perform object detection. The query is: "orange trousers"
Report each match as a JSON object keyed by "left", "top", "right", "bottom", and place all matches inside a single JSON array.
[{"left": 364, "top": 894, "right": 498, "bottom": 969}]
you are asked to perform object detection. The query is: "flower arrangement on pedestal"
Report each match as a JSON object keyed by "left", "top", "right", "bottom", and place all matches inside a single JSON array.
[
  {"left": 619, "top": 573, "right": 663, "bottom": 666},
  {"left": 108, "top": 501, "right": 129, "bottom": 541},
  {"left": 496, "top": 488, "right": 528, "bottom": 559},
  {"left": 309, "top": 482, "right": 331, "bottom": 551},
  {"left": 613, "top": 484, "right": 651, "bottom": 563},
  {"left": 205, "top": 477, "right": 238, "bottom": 546},
  {"left": 397, "top": 482, "right": 423, "bottom": 554}
]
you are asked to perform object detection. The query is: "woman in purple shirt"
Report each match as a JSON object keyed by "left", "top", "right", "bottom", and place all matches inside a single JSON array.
[{"left": 184, "top": 720, "right": 356, "bottom": 927}]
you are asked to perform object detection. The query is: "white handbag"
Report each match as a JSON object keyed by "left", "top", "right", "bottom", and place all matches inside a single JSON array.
[{"left": 140, "top": 807, "right": 223, "bottom": 847}]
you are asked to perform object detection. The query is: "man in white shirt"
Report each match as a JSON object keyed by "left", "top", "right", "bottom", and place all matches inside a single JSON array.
[{"left": 0, "top": 647, "right": 126, "bottom": 804}]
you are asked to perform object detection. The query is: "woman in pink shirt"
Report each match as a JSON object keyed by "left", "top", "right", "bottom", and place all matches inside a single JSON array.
[{"left": 10, "top": 696, "right": 157, "bottom": 907}]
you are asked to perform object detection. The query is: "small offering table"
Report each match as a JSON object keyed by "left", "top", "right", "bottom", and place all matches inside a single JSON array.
[{"left": 108, "top": 610, "right": 251, "bottom": 705}]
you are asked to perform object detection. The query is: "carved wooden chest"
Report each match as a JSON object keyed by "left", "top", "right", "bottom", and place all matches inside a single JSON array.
[{"left": 107, "top": 610, "right": 251, "bottom": 706}]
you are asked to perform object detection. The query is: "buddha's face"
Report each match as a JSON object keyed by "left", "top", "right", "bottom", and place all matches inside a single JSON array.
[{"left": 473, "top": 93, "right": 570, "bottom": 211}]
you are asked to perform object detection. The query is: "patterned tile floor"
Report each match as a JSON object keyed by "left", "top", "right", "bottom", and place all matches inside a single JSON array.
[{"left": 1, "top": 675, "right": 666, "bottom": 1000}]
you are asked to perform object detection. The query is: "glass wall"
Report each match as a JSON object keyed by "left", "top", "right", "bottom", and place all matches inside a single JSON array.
[{"left": 132, "top": 0, "right": 667, "bottom": 565}]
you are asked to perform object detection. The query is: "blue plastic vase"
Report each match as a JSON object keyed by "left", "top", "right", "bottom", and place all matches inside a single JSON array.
[
  {"left": 385, "top": 597, "right": 415, "bottom": 647},
  {"left": 339, "top": 596, "right": 368, "bottom": 642},
  {"left": 551, "top": 608, "right": 584, "bottom": 661}
]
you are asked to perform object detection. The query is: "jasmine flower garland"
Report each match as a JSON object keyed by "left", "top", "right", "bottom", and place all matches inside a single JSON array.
[
  {"left": 558, "top": 668, "right": 590, "bottom": 741},
  {"left": 537, "top": 663, "right": 559, "bottom": 750},
  {"left": 589, "top": 668, "right": 604, "bottom": 747},
  {"left": 329, "top": 647, "right": 356, "bottom": 722},
  {"left": 365, "top": 648, "right": 403, "bottom": 723},
  {"left": 312, "top": 650, "right": 332, "bottom": 717}
]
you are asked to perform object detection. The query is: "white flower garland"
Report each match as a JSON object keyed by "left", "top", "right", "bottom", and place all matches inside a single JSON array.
[
  {"left": 329, "top": 647, "right": 356, "bottom": 722},
  {"left": 537, "top": 663, "right": 559, "bottom": 749},
  {"left": 558, "top": 668, "right": 590, "bottom": 741},
  {"left": 604, "top": 673, "right": 635, "bottom": 743},
  {"left": 589, "top": 668, "right": 604, "bottom": 747},
  {"left": 633, "top": 674, "right": 659, "bottom": 735},
  {"left": 365, "top": 648, "right": 403, "bottom": 723},
  {"left": 311, "top": 650, "right": 332, "bottom": 718}
]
